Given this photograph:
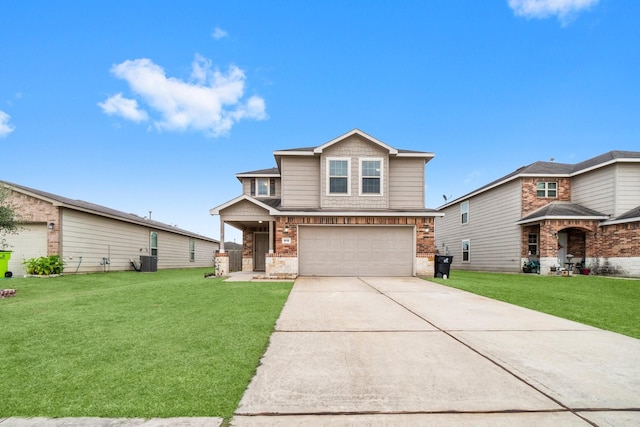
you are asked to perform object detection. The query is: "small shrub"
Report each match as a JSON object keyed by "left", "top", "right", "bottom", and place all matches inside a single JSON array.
[{"left": 22, "top": 255, "right": 65, "bottom": 275}]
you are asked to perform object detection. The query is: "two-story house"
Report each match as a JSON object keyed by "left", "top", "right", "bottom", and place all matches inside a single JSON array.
[
  {"left": 210, "top": 129, "right": 442, "bottom": 277},
  {"left": 435, "top": 151, "right": 640, "bottom": 277}
]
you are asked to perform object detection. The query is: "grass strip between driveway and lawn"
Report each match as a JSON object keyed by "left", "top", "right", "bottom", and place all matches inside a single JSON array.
[
  {"left": 0, "top": 268, "right": 293, "bottom": 419},
  {"left": 430, "top": 270, "right": 640, "bottom": 339}
]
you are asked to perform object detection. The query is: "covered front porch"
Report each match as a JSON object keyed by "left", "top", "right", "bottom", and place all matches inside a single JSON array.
[
  {"left": 517, "top": 202, "right": 609, "bottom": 275},
  {"left": 210, "top": 196, "right": 283, "bottom": 276}
]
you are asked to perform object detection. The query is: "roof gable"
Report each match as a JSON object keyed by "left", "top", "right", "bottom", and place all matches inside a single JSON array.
[{"left": 313, "top": 129, "right": 398, "bottom": 155}]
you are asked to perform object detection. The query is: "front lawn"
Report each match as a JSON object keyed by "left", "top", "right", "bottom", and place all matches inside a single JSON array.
[
  {"left": 430, "top": 270, "right": 640, "bottom": 339},
  {"left": 0, "top": 268, "right": 293, "bottom": 419}
]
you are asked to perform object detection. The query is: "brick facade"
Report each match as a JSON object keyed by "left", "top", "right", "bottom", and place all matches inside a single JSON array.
[
  {"left": 6, "top": 190, "right": 60, "bottom": 255},
  {"left": 272, "top": 215, "right": 435, "bottom": 258},
  {"left": 521, "top": 177, "right": 571, "bottom": 217}
]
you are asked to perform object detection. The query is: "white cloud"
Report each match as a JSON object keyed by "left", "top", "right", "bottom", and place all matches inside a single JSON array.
[
  {"left": 0, "top": 110, "right": 15, "bottom": 138},
  {"left": 102, "top": 56, "right": 266, "bottom": 137},
  {"left": 212, "top": 27, "right": 228, "bottom": 40},
  {"left": 508, "top": 0, "right": 599, "bottom": 24},
  {"left": 98, "top": 93, "right": 149, "bottom": 122}
]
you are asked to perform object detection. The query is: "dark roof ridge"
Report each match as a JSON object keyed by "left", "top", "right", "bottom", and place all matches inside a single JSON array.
[{"left": 1, "top": 180, "right": 218, "bottom": 242}]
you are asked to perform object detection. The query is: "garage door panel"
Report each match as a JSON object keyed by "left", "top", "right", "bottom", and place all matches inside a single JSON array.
[
  {"left": 299, "top": 226, "right": 413, "bottom": 276},
  {"left": 5, "top": 224, "right": 48, "bottom": 276}
]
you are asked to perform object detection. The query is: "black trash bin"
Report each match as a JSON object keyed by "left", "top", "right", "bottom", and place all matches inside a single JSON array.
[{"left": 434, "top": 255, "right": 453, "bottom": 278}]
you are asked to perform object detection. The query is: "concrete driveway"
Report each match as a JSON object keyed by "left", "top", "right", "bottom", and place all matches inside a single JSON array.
[{"left": 231, "top": 276, "right": 640, "bottom": 426}]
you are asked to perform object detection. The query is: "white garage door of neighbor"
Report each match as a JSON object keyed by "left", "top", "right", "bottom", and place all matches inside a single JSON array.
[
  {"left": 5, "top": 224, "right": 48, "bottom": 276},
  {"left": 298, "top": 226, "right": 414, "bottom": 276}
]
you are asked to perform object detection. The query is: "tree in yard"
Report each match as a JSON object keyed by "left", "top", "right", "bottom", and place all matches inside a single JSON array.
[{"left": 0, "top": 186, "right": 21, "bottom": 249}]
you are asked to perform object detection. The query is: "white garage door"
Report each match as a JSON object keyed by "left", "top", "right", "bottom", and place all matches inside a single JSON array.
[
  {"left": 5, "top": 224, "right": 48, "bottom": 277},
  {"left": 298, "top": 226, "right": 414, "bottom": 276}
]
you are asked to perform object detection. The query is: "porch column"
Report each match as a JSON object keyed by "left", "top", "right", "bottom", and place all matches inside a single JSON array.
[
  {"left": 219, "top": 220, "right": 225, "bottom": 253},
  {"left": 268, "top": 220, "right": 274, "bottom": 254}
]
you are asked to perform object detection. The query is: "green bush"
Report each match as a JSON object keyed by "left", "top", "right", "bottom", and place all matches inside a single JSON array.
[{"left": 22, "top": 255, "right": 65, "bottom": 275}]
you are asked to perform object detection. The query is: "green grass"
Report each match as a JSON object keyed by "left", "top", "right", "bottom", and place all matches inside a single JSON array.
[
  {"left": 430, "top": 270, "right": 640, "bottom": 339},
  {"left": 0, "top": 268, "right": 293, "bottom": 419}
]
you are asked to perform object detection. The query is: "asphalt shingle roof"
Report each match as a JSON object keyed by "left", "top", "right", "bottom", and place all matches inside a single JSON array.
[{"left": 1, "top": 180, "right": 218, "bottom": 242}]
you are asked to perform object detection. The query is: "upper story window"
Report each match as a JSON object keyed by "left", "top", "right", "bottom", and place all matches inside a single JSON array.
[
  {"left": 461, "top": 201, "right": 469, "bottom": 224},
  {"left": 360, "top": 158, "right": 382, "bottom": 195},
  {"left": 251, "top": 178, "right": 276, "bottom": 197},
  {"left": 536, "top": 181, "right": 557, "bottom": 198},
  {"left": 328, "top": 158, "right": 350, "bottom": 195}
]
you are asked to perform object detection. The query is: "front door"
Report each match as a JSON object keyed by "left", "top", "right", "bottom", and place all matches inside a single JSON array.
[
  {"left": 557, "top": 232, "right": 568, "bottom": 267},
  {"left": 254, "top": 232, "right": 269, "bottom": 271}
]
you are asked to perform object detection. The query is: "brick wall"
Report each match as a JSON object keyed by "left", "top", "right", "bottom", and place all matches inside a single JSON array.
[
  {"left": 521, "top": 177, "right": 571, "bottom": 216},
  {"left": 6, "top": 189, "right": 60, "bottom": 255},
  {"left": 273, "top": 215, "right": 435, "bottom": 257}
]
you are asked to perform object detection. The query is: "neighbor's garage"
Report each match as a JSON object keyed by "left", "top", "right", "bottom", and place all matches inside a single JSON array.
[
  {"left": 6, "top": 223, "right": 48, "bottom": 277},
  {"left": 298, "top": 225, "right": 414, "bottom": 276}
]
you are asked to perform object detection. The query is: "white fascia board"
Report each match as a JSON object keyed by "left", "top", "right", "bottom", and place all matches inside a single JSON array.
[
  {"left": 272, "top": 150, "right": 315, "bottom": 156},
  {"left": 396, "top": 152, "right": 435, "bottom": 159},
  {"left": 209, "top": 195, "right": 280, "bottom": 216},
  {"left": 601, "top": 216, "right": 640, "bottom": 226},
  {"left": 235, "top": 173, "right": 280, "bottom": 178},
  {"left": 277, "top": 210, "right": 444, "bottom": 217},
  {"left": 570, "top": 157, "right": 640, "bottom": 176}
]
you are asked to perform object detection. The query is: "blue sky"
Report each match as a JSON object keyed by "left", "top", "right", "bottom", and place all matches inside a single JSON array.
[{"left": 1, "top": 0, "right": 638, "bottom": 242}]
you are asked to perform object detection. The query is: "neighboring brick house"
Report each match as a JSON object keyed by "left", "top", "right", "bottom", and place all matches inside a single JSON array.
[
  {"left": 435, "top": 151, "right": 640, "bottom": 277},
  {"left": 210, "top": 129, "right": 442, "bottom": 277},
  {"left": 1, "top": 181, "right": 219, "bottom": 276}
]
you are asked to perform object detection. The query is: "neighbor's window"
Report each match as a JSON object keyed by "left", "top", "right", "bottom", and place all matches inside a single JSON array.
[
  {"left": 462, "top": 239, "right": 470, "bottom": 262},
  {"left": 536, "top": 182, "right": 557, "bottom": 198},
  {"left": 461, "top": 201, "right": 469, "bottom": 224},
  {"left": 150, "top": 232, "right": 158, "bottom": 256},
  {"left": 528, "top": 233, "right": 538, "bottom": 255},
  {"left": 328, "top": 158, "right": 350, "bottom": 194},
  {"left": 189, "top": 239, "right": 195, "bottom": 262},
  {"left": 360, "top": 159, "right": 382, "bottom": 195}
]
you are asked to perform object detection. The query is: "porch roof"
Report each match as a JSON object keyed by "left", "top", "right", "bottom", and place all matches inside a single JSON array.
[
  {"left": 602, "top": 205, "right": 640, "bottom": 226},
  {"left": 516, "top": 202, "right": 609, "bottom": 225}
]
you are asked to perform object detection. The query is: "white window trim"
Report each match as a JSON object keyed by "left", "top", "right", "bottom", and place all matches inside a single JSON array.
[
  {"left": 326, "top": 157, "right": 351, "bottom": 196},
  {"left": 255, "top": 178, "right": 270, "bottom": 198},
  {"left": 536, "top": 181, "right": 558, "bottom": 198},
  {"left": 462, "top": 239, "right": 470, "bottom": 263},
  {"left": 461, "top": 201, "right": 469, "bottom": 224},
  {"left": 359, "top": 157, "right": 384, "bottom": 196}
]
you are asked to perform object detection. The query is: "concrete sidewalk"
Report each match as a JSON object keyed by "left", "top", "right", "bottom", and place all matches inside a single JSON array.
[{"left": 231, "top": 276, "right": 640, "bottom": 426}]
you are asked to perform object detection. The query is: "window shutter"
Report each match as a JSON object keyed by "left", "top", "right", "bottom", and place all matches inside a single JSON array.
[
  {"left": 270, "top": 178, "right": 276, "bottom": 196},
  {"left": 250, "top": 179, "right": 255, "bottom": 196}
]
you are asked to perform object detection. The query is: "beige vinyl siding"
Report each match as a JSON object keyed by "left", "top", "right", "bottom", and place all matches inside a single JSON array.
[
  {"left": 435, "top": 179, "right": 522, "bottom": 272},
  {"left": 219, "top": 199, "right": 272, "bottom": 222},
  {"left": 280, "top": 156, "right": 320, "bottom": 208},
  {"left": 154, "top": 231, "right": 216, "bottom": 269},
  {"left": 320, "top": 135, "right": 389, "bottom": 209},
  {"left": 615, "top": 163, "right": 640, "bottom": 217},
  {"left": 572, "top": 166, "right": 616, "bottom": 216},
  {"left": 389, "top": 158, "right": 425, "bottom": 209},
  {"left": 61, "top": 209, "right": 217, "bottom": 273}
]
